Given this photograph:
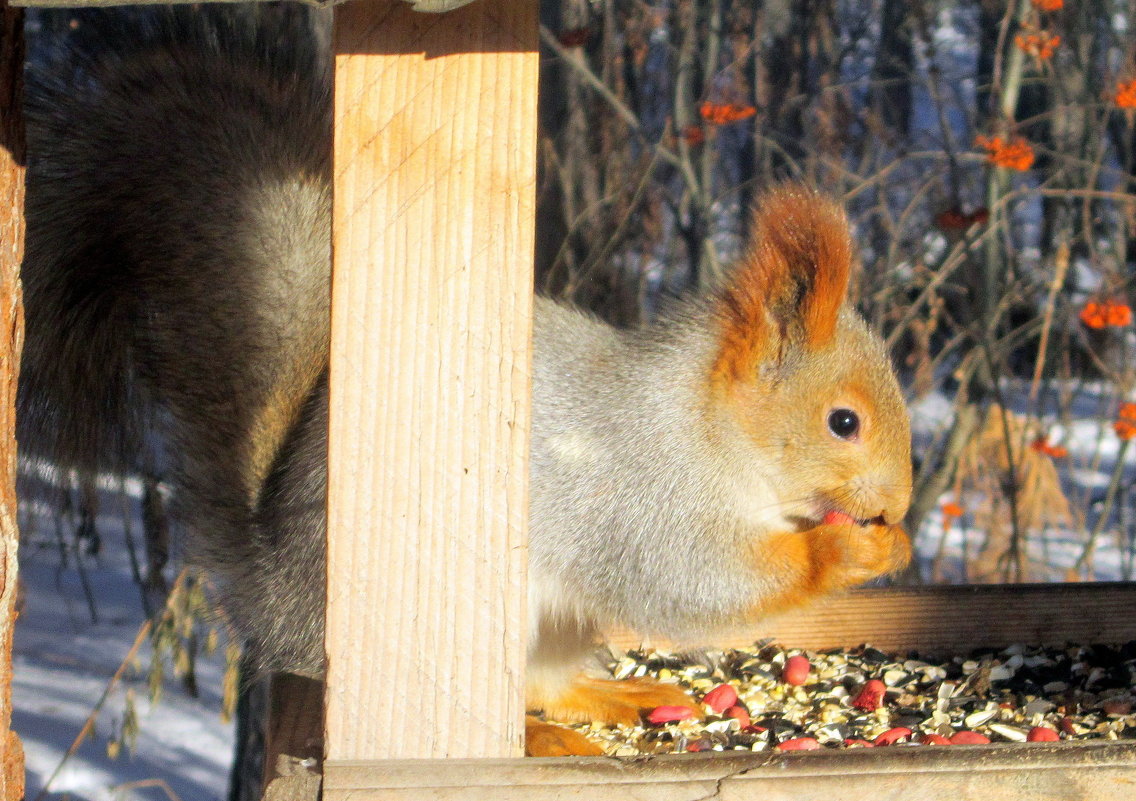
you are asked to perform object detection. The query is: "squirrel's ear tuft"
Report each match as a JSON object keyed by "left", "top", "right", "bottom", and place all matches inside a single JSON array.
[{"left": 711, "top": 185, "right": 853, "bottom": 383}]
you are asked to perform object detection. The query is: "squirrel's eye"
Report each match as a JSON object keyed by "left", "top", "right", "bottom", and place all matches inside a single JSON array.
[{"left": 827, "top": 408, "right": 860, "bottom": 440}]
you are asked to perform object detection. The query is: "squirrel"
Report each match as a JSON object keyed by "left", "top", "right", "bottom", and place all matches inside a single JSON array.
[{"left": 17, "top": 5, "right": 912, "bottom": 757}]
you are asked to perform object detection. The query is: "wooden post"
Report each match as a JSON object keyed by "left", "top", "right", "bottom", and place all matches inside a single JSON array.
[
  {"left": 0, "top": 3, "right": 21, "bottom": 799},
  {"left": 325, "top": 0, "right": 537, "bottom": 768}
]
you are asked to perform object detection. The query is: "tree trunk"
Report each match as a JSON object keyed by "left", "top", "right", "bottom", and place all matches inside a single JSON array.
[{"left": 0, "top": 3, "right": 24, "bottom": 799}]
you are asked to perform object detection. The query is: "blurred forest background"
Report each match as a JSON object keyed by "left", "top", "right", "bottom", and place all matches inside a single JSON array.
[{"left": 533, "top": 0, "right": 1136, "bottom": 584}]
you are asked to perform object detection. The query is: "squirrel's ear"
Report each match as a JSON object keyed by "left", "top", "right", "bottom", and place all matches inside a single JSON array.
[{"left": 711, "top": 185, "right": 852, "bottom": 383}]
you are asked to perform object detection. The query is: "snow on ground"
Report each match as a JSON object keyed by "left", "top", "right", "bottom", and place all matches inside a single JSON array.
[
  {"left": 14, "top": 479, "right": 234, "bottom": 801},
  {"left": 908, "top": 384, "right": 1136, "bottom": 583}
]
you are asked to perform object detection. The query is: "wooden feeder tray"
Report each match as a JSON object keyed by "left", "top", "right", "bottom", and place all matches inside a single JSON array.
[{"left": 270, "top": 583, "right": 1136, "bottom": 800}]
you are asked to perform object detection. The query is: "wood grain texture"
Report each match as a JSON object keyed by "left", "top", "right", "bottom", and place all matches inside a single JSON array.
[
  {"left": 325, "top": 0, "right": 536, "bottom": 762},
  {"left": 265, "top": 673, "right": 324, "bottom": 777},
  {"left": 0, "top": 5, "right": 22, "bottom": 800},
  {"left": 606, "top": 583, "right": 1136, "bottom": 656},
  {"left": 323, "top": 741, "right": 1136, "bottom": 800}
]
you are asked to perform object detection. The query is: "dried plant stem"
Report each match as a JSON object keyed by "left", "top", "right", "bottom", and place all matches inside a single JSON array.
[
  {"left": 985, "top": 357, "right": 1025, "bottom": 582},
  {"left": 904, "top": 400, "right": 984, "bottom": 580},
  {"left": 111, "top": 779, "right": 184, "bottom": 801},
  {"left": 118, "top": 476, "right": 153, "bottom": 619},
  {"left": 673, "top": 0, "right": 716, "bottom": 287},
  {"left": 983, "top": 0, "right": 1031, "bottom": 319},
  {"left": 1029, "top": 240, "right": 1071, "bottom": 406},
  {"left": 1075, "top": 439, "right": 1132, "bottom": 576},
  {"left": 539, "top": 26, "right": 634, "bottom": 138},
  {"left": 32, "top": 567, "right": 200, "bottom": 801},
  {"left": 697, "top": 0, "right": 725, "bottom": 286},
  {"left": 571, "top": 147, "right": 663, "bottom": 297},
  {"left": 33, "top": 618, "right": 152, "bottom": 801}
]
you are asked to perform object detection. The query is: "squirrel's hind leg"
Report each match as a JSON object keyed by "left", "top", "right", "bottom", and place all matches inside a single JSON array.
[
  {"left": 529, "top": 674, "right": 700, "bottom": 727},
  {"left": 525, "top": 716, "right": 603, "bottom": 757},
  {"left": 525, "top": 675, "right": 701, "bottom": 756},
  {"left": 524, "top": 613, "right": 700, "bottom": 756}
]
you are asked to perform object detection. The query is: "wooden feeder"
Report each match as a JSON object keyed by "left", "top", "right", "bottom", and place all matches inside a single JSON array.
[{"left": 0, "top": 2, "right": 1134, "bottom": 800}]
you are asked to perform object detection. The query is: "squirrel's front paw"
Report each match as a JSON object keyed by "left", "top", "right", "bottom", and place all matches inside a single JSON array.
[
  {"left": 750, "top": 520, "right": 912, "bottom": 615},
  {"left": 825, "top": 520, "right": 911, "bottom": 587}
]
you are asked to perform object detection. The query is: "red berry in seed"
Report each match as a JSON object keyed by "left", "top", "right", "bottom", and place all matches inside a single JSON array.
[
  {"left": 702, "top": 683, "right": 738, "bottom": 713},
  {"left": 724, "top": 705, "right": 751, "bottom": 729},
  {"left": 843, "top": 738, "right": 875, "bottom": 748},
  {"left": 1058, "top": 717, "right": 1077, "bottom": 735},
  {"left": 873, "top": 727, "right": 913, "bottom": 746},
  {"left": 950, "top": 731, "right": 991, "bottom": 745},
  {"left": 851, "top": 679, "right": 887, "bottom": 711},
  {"left": 920, "top": 734, "right": 951, "bottom": 745},
  {"left": 783, "top": 655, "right": 811, "bottom": 686},
  {"left": 646, "top": 705, "right": 695, "bottom": 725},
  {"left": 777, "top": 737, "right": 821, "bottom": 751},
  {"left": 1027, "top": 726, "right": 1060, "bottom": 742}
]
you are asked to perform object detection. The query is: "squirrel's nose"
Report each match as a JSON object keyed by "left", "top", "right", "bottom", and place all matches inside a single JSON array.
[
  {"left": 876, "top": 484, "right": 912, "bottom": 526},
  {"left": 881, "top": 506, "right": 905, "bottom": 526}
]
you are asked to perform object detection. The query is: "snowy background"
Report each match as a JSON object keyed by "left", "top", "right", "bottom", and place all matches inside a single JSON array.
[{"left": 15, "top": 476, "right": 234, "bottom": 801}]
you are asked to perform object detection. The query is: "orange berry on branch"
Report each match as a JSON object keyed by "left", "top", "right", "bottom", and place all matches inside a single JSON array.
[
  {"left": 1115, "top": 403, "right": 1136, "bottom": 441},
  {"left": 1014, "top": 31, "right": 1060, "bottom": 61},
  {"left": 975, "top": 134, "right": 1035, "bottom": 171},
  {"left": 1106, "top": 303, "right": 1132, "bottom": 327},
  {"left": 1080, "top": 300, "right": 1131, "bottom": 329},
  {"left": 1115, "top": 80, "right": 1136, "bottom": 110},
  {"left": 699, "top": 102, "right": 756, "bottom": 125},
  {"left": 941, "top": 501, "right": 964, "bottom": 518}
]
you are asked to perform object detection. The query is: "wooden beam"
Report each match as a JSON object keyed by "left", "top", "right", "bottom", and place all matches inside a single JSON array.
[
  {"left": 325, "top": 0, "right": 536, "bottom": 764},
  {"left": 263, "top": 672, "right": 322, "bottom": 772},
  {"left": 323, "top": 741, "right": 1136, "bottom": 800},
  {"left": 0, "top": 3, "right": 22, "bottom": 799},
  {"left": 607, "top": 582, "right": 1136, "bottom": 656}
]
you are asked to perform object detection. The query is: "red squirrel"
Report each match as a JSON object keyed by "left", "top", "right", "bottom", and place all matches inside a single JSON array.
[
  {"left": 527, "top": 188, "right": 912, "bottom": 753},
  {"left": 17, "top": 6, "right": 911, "bottom": 757}
]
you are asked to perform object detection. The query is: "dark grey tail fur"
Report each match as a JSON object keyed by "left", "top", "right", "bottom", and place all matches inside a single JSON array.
[{"left": 20, "top": 4, "right": 335, "bottom": 673}]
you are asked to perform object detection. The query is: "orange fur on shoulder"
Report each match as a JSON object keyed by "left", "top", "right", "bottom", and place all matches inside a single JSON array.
[{"left": 712, "top": 186, "right": 853, "bottom": 384}]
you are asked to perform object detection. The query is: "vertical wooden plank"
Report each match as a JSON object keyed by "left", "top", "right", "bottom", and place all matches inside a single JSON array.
[
  {"left": 0, "top": 4, "right": 21, "bottom": 799},
  {"left": 326, "top": 0, "right": 536, "bottom": 763}
]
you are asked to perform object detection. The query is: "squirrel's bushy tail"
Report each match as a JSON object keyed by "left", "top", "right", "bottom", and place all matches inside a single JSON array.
[
  {"left": 19, "top": 4, "right": 334, "bottom": 673},
  {"left": 18, "top": 3, "right": 331, "bottom": 478}
]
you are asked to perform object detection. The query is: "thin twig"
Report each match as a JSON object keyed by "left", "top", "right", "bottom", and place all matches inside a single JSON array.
[
  {"left": 538, "top": 23, "right": 680, "bottom": 169},
  {"left": 111, "top": 779, "right": 184, "bottom": 801},
  {"left": 34, "top": 619, "right": 153, "bottom": 801},
  {"left": 1028, "top": 240, "right": 1071, "bottom": 407},
  {"left": 1075, "top": 439, "right": 1132, "bottom": 575}
]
